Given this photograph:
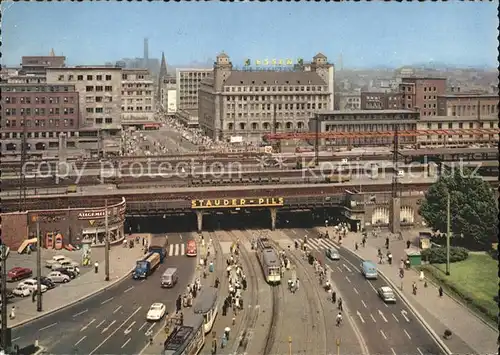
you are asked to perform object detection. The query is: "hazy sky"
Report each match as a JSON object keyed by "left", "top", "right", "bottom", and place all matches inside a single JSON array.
[{"left": 2, "top": 1, "right": 498, "bottom": 68}]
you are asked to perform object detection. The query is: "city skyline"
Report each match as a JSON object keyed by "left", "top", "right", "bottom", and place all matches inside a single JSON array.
[{"left": 2, "top": 2, "right": 498, "bottom": 69}]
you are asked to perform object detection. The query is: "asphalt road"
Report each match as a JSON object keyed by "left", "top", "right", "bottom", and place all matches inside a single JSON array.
[
  {"left": 284, "top": 228, "right": 444, "bottom": 355},
  {"left": 12, "top": 233, "right": 197, "bottom": 355}
]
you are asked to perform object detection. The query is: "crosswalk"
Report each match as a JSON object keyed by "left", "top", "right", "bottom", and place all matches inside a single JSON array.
[
  {"left": 301, "top": 238, "right": 339, "bottom": 252},
  {"left": 168, "top": 243, "right": 186, "bottom": 256}
]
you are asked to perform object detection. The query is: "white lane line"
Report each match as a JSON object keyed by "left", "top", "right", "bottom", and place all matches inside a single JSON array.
[
  {"left": 75, "top": 336, "right": 87, "bottom": 346},
  {"left": 401, "top": 310, "right": 410, "bottom": 322},
  {"left": 121, "top": 338, "right": 131, "bottom": 349},
  {"left": 12, "top": 337, "right": 21, "bottom": 342},
  {"left": 145, "top": 323, "right": 155, "bottom": 336},
  {"left": 392, "top": 313, "right": 399, "bottom": 322},
  {"left": 378, "top": 310, "right": 388, "bottom": 322},
  {"left": 81, "top": 319, "right": 96, "bottom": 332},
  {"left": 367, "top": 280, "right": 378, "bottom": 293},
  {"left": 343, "top": 263, "right": 352, "bottom": 272},
  {"left": 96, "top": 320, "right": 106, "bottom": 328},
  {"left": 345, "top": 276, "right": 351, "bottom": 283},
  {"left": 380, "top": 330, "right": 387, "bottom": 339},
  {"left": 356, "top": 310, "right": 365, "bottom": 323},
  {"left": 391, "top": 347, "right": 396, "bottom": 355},
  {"left": 39, "top": 323, "right": 58, "bottom": 331},
  {"left": 336, "top": 266, "right": 343, "bottom": 272},
  {"left": 124, "top": 286, "right": 134, "bottom": 293},
  {"left": 113, "top": 305, "right": 122, "bottom": 314},
  {"left": 361, "top": 300, "right": 367, "bottom": 308},
  {"left": 174, "top": 244, "right": 179, "bottom": 256},
  {"left": 138, "top": 322, "right": 148, "bottom": 331},
  {"left": 342, "top": 257, "right": 361, "bottom": 273},
  {"left": 370, "top": 314, "right": 377, "bottom": 323},
  {"left": 89, "top": 306, "right": 142, "bottom": 355},
  {"left": 124, "top": 321, "right": 136, "bottom": 335},
  {"left": 353, "top": 287, "right": 359, "bottom": 295},
  {"left": 73, "top": 309, "right": 88, "bottom": 317},
  {"left": 292, "top": 230, "right": 297, "bottom": 235},
  {"left": 101, "top": 297, "right": 114, "bottom": 305},
  {"left": 416, "top": 348, "right": 424, "bottom": 355},
  {"left": 101, "top": 320, "right": 116, "bottom": 334},
  {"left": 169, "top": 244, "right": 174, "bottom": 256},
  {"left": 404, "top": 329, "right": 411, "bottom": 339},
  {"left": 181, "top": 243, "right": 185, "bottom": 255}
]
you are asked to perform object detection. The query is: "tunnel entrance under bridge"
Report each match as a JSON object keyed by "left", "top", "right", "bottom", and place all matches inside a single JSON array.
[{"left": 276, "top": 206, "right": 360, "bottom": 232}]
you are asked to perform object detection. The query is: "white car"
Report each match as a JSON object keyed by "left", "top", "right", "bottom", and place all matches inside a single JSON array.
[
  {"left": 13, "top": 285, "right": 32, "bottom": 297},
  {"left": 19, "top": 279, "right": 48, "bottom": 294},
  {"left": 146, "top": 303, "right": 166, "bottom": 321},
  {"left": 47, "top": 271, "right": 71, "bottom": 283},
  {"left": 52, "top": 260, "right": 79, "bottom": 270},
  {"left": 64, "top": 265, "right": 80, "bottom": 275},
  {"left": 45, "top": 255, "right": 69, "bottom": 269},
  {"left": 378, "top": 286, "right": 397, "bottom": 303}
]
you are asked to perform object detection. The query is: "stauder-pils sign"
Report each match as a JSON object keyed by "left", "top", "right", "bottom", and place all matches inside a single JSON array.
[{"left": 191, "top": 198, "right": 284, "bottom": 209}]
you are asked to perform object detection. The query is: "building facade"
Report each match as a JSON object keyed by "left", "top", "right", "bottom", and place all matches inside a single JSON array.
[
  {"left": 312, "top": 110, "right": 419, "bottom": 147},
  {"left": 20, "top": 53, "right": 66, "bottom": 76},
  {"left": 436, "top": 93, "right": 498, "bottom": 117},
  {"left": 120, "top": 68, "right": 155, "bottom": 122},
  {"left": 176, "top": 68, "right": 213, "bottom": 111},
  {"left": 198, "top": 52, "right": 334, "bottom": 142},
  {"left": 399, "top": 77, "right": 447, "bottom": 116},
  {"left": 46, "top": 67, "right": 123, "bottom": 157},
  {"left": 360, "top": 91, "right": 402, "bottom": 110},
  {"left": 0, "top": 83, "right": 79, "bottom": 157},
  {"left": 335, "top": 92, "right": 361, "bottom": 110}
]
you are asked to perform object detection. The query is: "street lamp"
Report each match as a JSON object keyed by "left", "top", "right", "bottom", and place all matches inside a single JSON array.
[{"left": 445, "top": 190, "right": 451, "bottom": 276}]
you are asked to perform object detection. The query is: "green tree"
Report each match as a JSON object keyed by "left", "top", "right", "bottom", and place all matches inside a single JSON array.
[{"left": 419, "top": 167, "right": 498, "bottom": 250}]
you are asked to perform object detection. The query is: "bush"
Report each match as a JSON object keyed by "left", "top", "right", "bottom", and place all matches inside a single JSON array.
[{"left": 421, "top": 246, "right": 469, "bottom": 264}]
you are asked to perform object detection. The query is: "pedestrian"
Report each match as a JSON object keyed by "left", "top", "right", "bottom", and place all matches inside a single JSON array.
[
  {"left": 385, "top": 237, "right": 389, "bottom": 249},
  {"left": 355, "top": 242, "right": 358, "bottom": 251},
  {"left": 32, "top": 290, "right": 36, "bottom": 303},
  {"left": 338, "top": 298, "right": 343, "bottom": 312},
  {"left": 406, "top": 240, "right": 411, "bottom": 249},
  {"left": 9, "top": 306, "right": 15, "bottom": 320},
  {"left": 94, "top": 261, "right": 99, "bottom": 273},
  {"left": 362, "top": 237, "right": 366, "bottom": 247},
  {"left": 412, "top": 282, "right": 417, "bottom": 295},
  {"left": 176, "top": 295, "right": 182, "bottom": 312},
  {"left": 332, "top": 291, "right": 337, "bottom": 304},
  {"left": 439, "top": 286, "right": 444, "bottom": 297},
  {"left": 296, "top": 279, "right": 300, "bottom": 291}
]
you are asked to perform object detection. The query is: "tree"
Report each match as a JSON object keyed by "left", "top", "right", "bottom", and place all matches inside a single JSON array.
[{"left": 419, "top": 167, "right": 498, "bottom": 251}]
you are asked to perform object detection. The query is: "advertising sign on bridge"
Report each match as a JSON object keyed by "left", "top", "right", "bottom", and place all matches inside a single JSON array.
[{"left": 191, "top": 197, "right": 284, "bottom": 209}]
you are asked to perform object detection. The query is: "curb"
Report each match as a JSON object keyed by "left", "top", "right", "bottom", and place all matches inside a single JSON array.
[
  {"left": 341, "top": 246, "right": 452, "bottom": 355},
  {"left": 11, "top": 267, "right": 134, "bottom": 329}
]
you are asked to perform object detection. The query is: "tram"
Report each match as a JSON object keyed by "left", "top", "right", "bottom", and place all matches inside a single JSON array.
[
  {"left": 193, "top": 287, "right": 218, "bottom": 334},
  {"left": 163, "top": 313, "right": 205, "bottom": 355},
  {"left": 256, "top": 237, "right": 281, "bottom": 285},
  {"left": 186, "top": 240, "right": 197, "bottom": 257}
]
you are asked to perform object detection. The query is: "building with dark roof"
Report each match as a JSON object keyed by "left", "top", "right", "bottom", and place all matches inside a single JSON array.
[{"left": 198, "top": 52, "right": 335, "bottom": 142}]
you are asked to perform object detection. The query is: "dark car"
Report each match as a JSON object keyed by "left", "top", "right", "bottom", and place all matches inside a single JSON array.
[
  {"left": 40, "top": 276, "right": 56, "bottom": 289},
  {"left": 54, "top": 268, "right": 76, "bottom": 279},
  {"left": 7, "top": 267, "right": 33, "bottom": 282}
]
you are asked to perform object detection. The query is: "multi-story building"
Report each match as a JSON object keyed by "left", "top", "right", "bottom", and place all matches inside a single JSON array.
[
  {"left": 399, "top": 77, "right": 447, "bottom": 116},
  {"left": 20, "top": 51, "right": 66, "bottom": 76},
  {"left": 46, "top": 67, "right": 123, "bottom": 157},
  {"left": 335, "top": 92, "right": 361, "bottom": 110},
  {"left": 436, "top": 92, "right": 498, "bottom": 117},
  {"left": 0, "top": 83, "right": 79, "bottom": 157},
  {"left": 198, "top": 52, "right": 334, "bottom": 142},
  {"left": 176, "top": 68, "right": 213, "bottom": 111},
  {"left": 120, "top": 68, "right": 155, "bottom": 123},
  {"left": 360, "top": 91, "right": 402, "bottom": 110},
  {"left": 311, "top": 110, "right": 418, "bottom": 148}
]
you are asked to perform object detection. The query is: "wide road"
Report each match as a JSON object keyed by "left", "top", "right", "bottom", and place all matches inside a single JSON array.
[
  {"left": 283, "top": 228, "right": 444, "bottom": 355},
  {"left": 12, "top": 233, "right": 197, "bottom": 355}
]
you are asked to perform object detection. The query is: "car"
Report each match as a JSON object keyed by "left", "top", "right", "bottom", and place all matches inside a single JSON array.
[
  {"left": 54, "top": 268, "right": 77, "bottom": 279},
  {"left": 52, "top": 259, "right": 79, "bottom": 270},
  {"left": 12, "top": 285, "right": 32, "bottom": 297},
  {"left": 45, "top": 255, "right": 69, "bottom": 269},
  {"left": 18, "top": 279, "right": 48, "bottom": 294},
  {"left": 40, "top": 277, "right": 56, "bottom": 289},
  {"left": 64, "top": 265, "right": 80, "bottom": 275},
  {"left": 378, "top": 286, "right": 397, "bottom": 303},
  {"left": 47, "top": 271, "right": 71, "bottom": 283},
  {"left": 7, "top": 267, "right": 33, "bottom": 282},
  {"left": 146, "top": 303, "right": 166, "bottom": 321},
  {"left": 325, "top": 247, "right": 340, "bottom": 261}
]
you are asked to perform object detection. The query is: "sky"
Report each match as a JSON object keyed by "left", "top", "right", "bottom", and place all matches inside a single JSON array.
[{"left": 2, "top": 1, "right": 498, "bottom": 68}]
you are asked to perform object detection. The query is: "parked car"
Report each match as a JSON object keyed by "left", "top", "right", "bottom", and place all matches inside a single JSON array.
[
  {"left": 12, "top": 285, "right": 32, "bottom": 297},
  {"left": 7, "top": 267, "right": 33, "bottom": 282},
  {"left": 18, "top": 279, "right": 48, "bottom": 294},
  {"left": 51, "top": 259, "right": 79, "bottom": 270},
  {"left": 54, "top": 268, "right": 77, "bottom": 280},
  {"left": 61, "top": 264, "right": 80, "bottom": 275},
  {"left": 45, "top": 255, "right": 70, "bottom": 269},
  {"left": 47, "top": 271, "right": 71, "bottom": 283},
  {"left": 40, "top": 277, "right": 56, "bottom": 289}
]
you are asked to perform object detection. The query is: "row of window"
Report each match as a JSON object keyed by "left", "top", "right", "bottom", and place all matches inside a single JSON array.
[
  {"left": 423, "top": 103, "right": 437, "bottom": 109},
  {"left": 84, "top": 117, "right": 114, "bottom": 124},
  {"left": 86, "top": 86, "right": 114, "bottom": 92},
  {"left": 225, "top": 111, "right": 313, "bottom": 119},
  {"left": 225, "top": 102, "right": 326, "bottom": 110},
  {"left": 122, "top": 74, "right": 148, "bottom": 80},
  {"left": 324, "top": 123, "right": 416, "bottom": 132},
  {"left": 323, "top": 114, "right": 416, "bottom": 121},
  {"left": 423, "top": 86, "right": 438, "bottom": 92},
  {"left": 450, "top": 104, "right": 497, "bottom": 114},
  {"left": 422, "top": 111, "right": 437, "bottom": 116},
  {"left": 3, "top": 118, "right": 75, "bottom": 128},
  {"left": 224, "top": 95, "right": 327, "bottom": 102},
  {"left": 85, "top": 96, "right": 114, "bottom": 103},
  {"left": 1, "top": 85, "right": 73, "bottom": 93},
  {"left": 4, "top": 107, "right": 76, "bottom": 116},
  {"left": 58, "top": 74, "right": 113, "bottom": 81},
  {"left": 123, "top": 83, "right": 152, "bottom": 88},
  {"left": 121, "top": 90, "right": 153, "bottom": 96},
  {"left": 124, "top": 98, "right": 152, "bottom": 104},
  {"left": 225, "top": 121, "right": 306, "bottom": 131},
  {"left": 423, "top": 95, "right": 437, "bottom": 100},
  {"left": 4, "top": 96, "right": 75, "bottom": 104},
  {"left": 2, "top": 131, "right": 77, "bottom": 139},
  {"left": 225, "top": 85, "right": 325, "bottom": 93},
  {"left": 85, "top": 107, "right": 113, "bottom": 114},
  {"left": 121, "top": 106, "right": 153, "bottom": 111},
  {"left": 424, "top": 122, "right": 497, "bottom": 129}
]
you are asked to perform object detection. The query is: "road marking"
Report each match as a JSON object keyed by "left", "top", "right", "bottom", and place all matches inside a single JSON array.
[
  {"left": 75, "top": 336, "right": 86, "bottom": 346},
  {"left": 361, "top": 300, "right": 367, "bottom": 308},
  {"left": 384, "top": 302, "right": 389, "bottom": 308},
  {"left": 378, "top": 310, "right": 388, "bottom": 322},
  {"left": 391, "top": 347, "right": 396, "bottom": 355},
  {"left": 145, "top": 323, "right": 155, "bottom": 336},
  {"left": 89, "top": 306, "right": 142, "bottom": 355},
  {"left": 139, "top": 322, "right": 148, "bottom": 331},
  {"left": 343, "top": 263, "right": 352, "bottom": 272},
  {"left": 353, "top": 287, "right": 359, "bottom": 295},
  {"left": 342, "top": 257, "right": 361, "bottom": 273},
  {"left": 73, "top": 309, "right": 88, "bottom": 317},
  {"left": 101, "top": 297, "right": 114, "bottom": 305},
  {"left": 121, "top": 338, "right": 131, "bottom": 349},
  {"left": 169, "top": 244, "right": 174, "bottom": 256},
  {"left": 366, "top": 280, "right": 378, "bottom": 293},
  {"left": 39, "top": 323, "right": 58, "bottom": 331},
  {"left": 401, "top": 310, "right": 410, "bottom": 322},
  {"left": 380, "top": 330, "right": 387, "bottom": 340},
  {"left": 292, "top": 230, "right": 297, "bottom": 235},
  {"left": 124, "top": 286, "right": 134, "bottom": 293},
  {"left": 336, "top": 266, "right": 343, "bottom": 272},
  {"left": 179, "top": 233, "right": 183, "bottom": 241},
  {"left": 356, "top": 311, "right": 365, "bottom": 323},
  {"left": 140, "top": 279, "right": 145, "bottom": 283},
  {"left": 181, "top": 243, "right": 185, "bottom": 255},
  {"left": 96, "top": 320, "right": 106, "bottom": 328},
  {"left": 370, "top": 314, "right": 376, "bottom": 323},
  {"left": 416, "top": 348, "right": 424, "bottom": 355},
  {"left": 113, "top": 306, "right": 122, "bottom": 314},
  {"left": 174, "top": 244, "right": 179, "bottom": 256},
  {"left": 124, "top": 321, "right": 136, "bottom": 335},
  {"left": 12, "top": 337, "right": 21, "bottom": 342},
  {"left": 345, "top": 276, "right": 351, "bottom": 283},
  {"left": 101, "top": 320, "right": 117, "bottom": 334},
  {"left": 81, "top": 319, "right": 96, "bottom": 332},
  {"left": 404, "top": 329, "right": 411, "bottom": 339},
  {"left": 392, "top": 313, "right": 399, "bottom": 322}
]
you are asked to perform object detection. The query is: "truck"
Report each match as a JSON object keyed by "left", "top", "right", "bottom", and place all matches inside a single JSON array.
[
  {"left": 133, "top": 252, "right": 161, "bottom": 279},
  {"left": 148, "top": 245, "right": 167, "bottom": 263}
]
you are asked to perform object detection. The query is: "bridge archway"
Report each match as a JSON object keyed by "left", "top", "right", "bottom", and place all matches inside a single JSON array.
[
  {"left": 371, "top": 207, "right": 389, "bottom": 225},
  {"left": 400, "top": 206, "right": 414, "bottom": 224}
]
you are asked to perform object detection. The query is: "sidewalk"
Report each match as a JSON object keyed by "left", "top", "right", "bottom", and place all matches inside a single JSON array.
[
  {"left": 9, "top": 240, "right": 144, "bottom": 327},
  {"left": 315, "top": 227, "right": 498, "bottom": 355}
]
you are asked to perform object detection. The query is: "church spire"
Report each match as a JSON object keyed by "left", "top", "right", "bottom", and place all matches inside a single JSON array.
[
  {"left": 157, "top": 52, "right": 168, "bottom": 111},
  {"left": 159, "top": 52, "right": 167, "bottom": 78},
  {"left": 49, "top": 48, "right": 55, "bottom": 56}
]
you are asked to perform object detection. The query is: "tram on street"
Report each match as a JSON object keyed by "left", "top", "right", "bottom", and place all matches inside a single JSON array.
[
  {"left": 256, "top": 237, "right": 281, "bottom": 285},
  {"left": 193, "top": 287, "right": 218, "bottom": 334},
  {"left": 186, "top": 240, "right": 197, "bottom": 257},
  {"left": 163, "top": 313, "right": 205, "bottom": 355}
]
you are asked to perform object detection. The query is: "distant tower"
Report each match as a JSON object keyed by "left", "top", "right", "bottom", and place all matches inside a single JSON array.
[
  {"left": 49, "top": 48, "right": 55, "bottom": 56},
  {"left": 213, "top": 51, "right": 232, "bottom": 92},
  {"left": 338, "top": 53, "right": 343, "bottom": 71},
  {"left": 143, "top": 38, "right": 149, "bottom": 69},
  {"left": 157, "top": 52, "right": 168, "bottom": 111}
]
